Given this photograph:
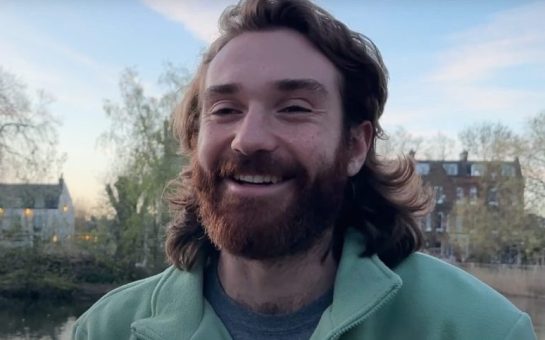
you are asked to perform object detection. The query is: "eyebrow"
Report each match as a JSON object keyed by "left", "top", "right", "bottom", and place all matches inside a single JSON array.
[
  {"left": 274, "top": 78, "right": 329, "bottom": 96},
  {"left": 203, "top": 83, "right": 241, "bottom": 102},
  {"left": 202, "top": 78, "right": 329, "bottom": 102}
]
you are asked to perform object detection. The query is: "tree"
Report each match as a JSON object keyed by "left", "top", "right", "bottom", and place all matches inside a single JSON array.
[
  {"left": 376, "top": 126, "right": 423, "bottom": 158},
  {"left": 521, "top": 111, "right": 545, "bottom": 213},
  {"left": 458, "top": 122, "right": 522, "bottom": 161},
  {"left": 421, "top": 132, "right": 456, "bottom": 160},
  {"left": 99, "top": 64, "right": 187, "bottom": 269},
  {"left": 0, "top": 67, "right": 63, "bottom": 181},
  {"left": 453, "top": 120, "right": 545, "bottom": 263}
]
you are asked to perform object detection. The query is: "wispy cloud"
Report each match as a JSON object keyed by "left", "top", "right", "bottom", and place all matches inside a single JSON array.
[
  {"left": 423, "top": 1, "right": 545, "bottom": 123},
  {"left": 0, "top": 12, "right": 121, "bottom": 202},
  {"left": 142, "top": 0, "right": 233, "bottom": 43},
  {"left": 429, "top": 2, "right": 545, "bottom": 84}
]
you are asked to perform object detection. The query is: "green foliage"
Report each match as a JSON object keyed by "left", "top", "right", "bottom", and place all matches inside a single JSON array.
[
  {"left": 450, "top": 161, "right": 545, "bottom": 264},
  {"left": 0, "top": 246, "right": 149, "bottom": 300},
  {"left": 98, "top": 65, "right": 188, "bottom": 271},
  {"left": 0, "top": 247, "right": 76, "bottom": 299}
]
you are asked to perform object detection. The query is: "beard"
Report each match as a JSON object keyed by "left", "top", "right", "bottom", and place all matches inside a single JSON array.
[{"left": 192, "top": 147, "right": 349, "bottom": 260}]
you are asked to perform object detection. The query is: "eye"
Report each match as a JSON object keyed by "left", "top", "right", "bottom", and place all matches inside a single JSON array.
[
  {"left": 211, "top": 107, "right": 240, "bottom": 116},
  {"left": 279, "top": 105, "right": 312, "bottom": 113}
]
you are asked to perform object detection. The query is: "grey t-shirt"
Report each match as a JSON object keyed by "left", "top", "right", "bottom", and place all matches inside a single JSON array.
[{"left": 204, "top": 263, "right": 333, "bottom": 340}]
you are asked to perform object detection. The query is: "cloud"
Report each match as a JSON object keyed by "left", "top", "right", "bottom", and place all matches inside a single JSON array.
[
  {"left": 142, "top": 0, "right": 233, "bottom": 43},
  {"left": 429, "top": 2, "right": 545, "bottom": 84},
  {"left": 423, "top": 1, "right": 545, "bottom": 121}
]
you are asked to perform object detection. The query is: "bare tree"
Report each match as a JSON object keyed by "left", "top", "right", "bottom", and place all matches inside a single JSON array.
[
  {"left": 376, "top": 126, "right": 423, "bottom": 158},
  {"left": 458, "top": 122, "right": 522, "bottom": 161},
  {"left": 0, "top": 67, "right": 63, "bottom": 181},
  {"left": 421, "top": 132, "right": 456, "bottom": 160},
  {"left": 521, "top": 111, "right": 545, "bottom": 212}
]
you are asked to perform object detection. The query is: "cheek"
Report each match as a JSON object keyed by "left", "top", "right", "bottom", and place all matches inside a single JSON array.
[
  {"left": 289, "top": 131, "right": 339, "bottom": 168},
  {"left": 196, "top": 124, "right": 226, "bottom": 172}
]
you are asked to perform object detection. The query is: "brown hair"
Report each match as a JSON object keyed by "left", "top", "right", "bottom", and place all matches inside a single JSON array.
[{"left": 166, "top": 0, "right": 432, "bottom": 270}]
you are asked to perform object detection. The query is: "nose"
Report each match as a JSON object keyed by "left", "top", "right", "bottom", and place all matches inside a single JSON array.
[{"left": 231, "top": 108, "right": 277, "bottom": 156}]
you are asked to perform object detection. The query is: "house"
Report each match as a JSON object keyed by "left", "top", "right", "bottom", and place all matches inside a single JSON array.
[
  {"left": 0, "top": 177, "right": 75, "bottom": 247},
  {"left": 413, "top": 150, "right": 524, "bottom": 261}
]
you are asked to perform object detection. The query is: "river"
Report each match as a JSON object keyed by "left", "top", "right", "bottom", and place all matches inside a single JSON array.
[{"left": 0, "top": 296, "right": 543, "bottom": 339}]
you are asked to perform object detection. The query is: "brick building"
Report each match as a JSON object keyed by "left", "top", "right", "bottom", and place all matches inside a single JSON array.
[{"left": 413, "top": 150, "right": 524, "bottom": 260}]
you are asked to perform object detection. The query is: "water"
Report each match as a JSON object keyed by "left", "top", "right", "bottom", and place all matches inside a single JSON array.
[
  {"left": 0, "top": 299, "right": 92, "bottom": 340},
  {"left": 0, "top": 296, "right": 543, "bottom": 339}
]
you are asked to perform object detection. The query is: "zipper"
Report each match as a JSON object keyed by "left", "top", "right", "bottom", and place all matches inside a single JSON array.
[{"left": 326, "top": 284, "right": 401, "bottom": 340}]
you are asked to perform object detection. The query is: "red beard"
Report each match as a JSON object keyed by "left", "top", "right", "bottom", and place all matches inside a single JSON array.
[{"left": 192, "top": 148, "right": 349, "bottom": 260}]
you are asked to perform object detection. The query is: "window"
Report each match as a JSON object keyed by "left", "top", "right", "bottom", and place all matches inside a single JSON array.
[
  {"left": 469, "top": 186, "right": 478, "bottom": 204},
  {"left": 442, "top": 163, "right": 458, "bottom": 175},
  {"left": 471, "top": 164, "right": 486, "bottom": 176},
  {"left": 33, "top": 214, "right": 44, "bottom": 232},
  {"left": 501, "top": 164, "right": 515, "bottom": 177},
  {"left": 24, "top": 208, "right": 33, "bottom": 218},
  {"left": 456, "top": 187, "right": 464, "bottom": 201},
  {"left": 434, "top": 186, "right": 446, "bottom": 204},
  {"left": 416, "top": 163, "right": 430, "bottom": 175},
  {"left": 488, "top": 187, "right": 498, "bottom": 206},
  {"left": 435, "top": 212, "right": 446, "bottom": 231}
]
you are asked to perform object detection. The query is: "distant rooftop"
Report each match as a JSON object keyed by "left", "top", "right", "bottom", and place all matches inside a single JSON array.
[
  {"left": 411, "top": 150, "right": 521, "bottom": 177},
  {"left": 0, "top": 178, "right": 65, "bottom": 209}
]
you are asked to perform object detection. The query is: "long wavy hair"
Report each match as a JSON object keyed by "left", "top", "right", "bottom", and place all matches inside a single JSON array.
[{"left": 165, "top": 0, "right": 433, "bottom": 270}]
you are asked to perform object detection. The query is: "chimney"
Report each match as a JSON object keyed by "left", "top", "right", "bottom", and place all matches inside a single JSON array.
[{"left": 460, "top": 150, "right": 468, "bottom": 162}]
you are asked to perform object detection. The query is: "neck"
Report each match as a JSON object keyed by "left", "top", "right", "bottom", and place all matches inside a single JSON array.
[{"left": 217, "top": 230, "right": 337, "bottom": 315}]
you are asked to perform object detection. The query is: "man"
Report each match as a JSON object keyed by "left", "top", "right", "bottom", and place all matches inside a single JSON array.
[{"left": 73, "top": 0, "right": 537, "bottom": 339}]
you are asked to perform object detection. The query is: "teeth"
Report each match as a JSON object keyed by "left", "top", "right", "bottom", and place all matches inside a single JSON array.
[{"left": 234, "top": 174, "right": 281, "bottom": 184}]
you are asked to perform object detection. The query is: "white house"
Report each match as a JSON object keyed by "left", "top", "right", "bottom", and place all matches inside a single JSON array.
[{"left": 0, "top": 177, "right": 75, "bottom": 247}]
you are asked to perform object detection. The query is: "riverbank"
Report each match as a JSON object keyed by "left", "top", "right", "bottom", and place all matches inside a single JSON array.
[{"left": 0, "top": 247, "right": 160, "bottom": 301}]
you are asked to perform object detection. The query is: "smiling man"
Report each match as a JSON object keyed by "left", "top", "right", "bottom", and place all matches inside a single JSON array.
[{"left": 73, "top": 0, "right": 536, "bottom": 339}]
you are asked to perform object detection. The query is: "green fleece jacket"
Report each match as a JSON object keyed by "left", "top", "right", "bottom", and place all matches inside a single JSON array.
[{"left": 73, "top": 229, "right": 536, "bottom": 339}]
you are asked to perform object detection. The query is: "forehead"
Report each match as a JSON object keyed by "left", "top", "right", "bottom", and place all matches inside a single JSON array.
[{"left": 204, "top": 29, "right": 340, "bottom": 93}]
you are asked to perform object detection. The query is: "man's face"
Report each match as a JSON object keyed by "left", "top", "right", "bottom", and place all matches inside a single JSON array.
[{"left": 194, "top": 29, "right": 349, "bottom": 259}]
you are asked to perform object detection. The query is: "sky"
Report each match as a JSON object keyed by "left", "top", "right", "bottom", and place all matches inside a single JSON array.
[{"left": 1, "top": 0, "right": 544, "bottom": 208}]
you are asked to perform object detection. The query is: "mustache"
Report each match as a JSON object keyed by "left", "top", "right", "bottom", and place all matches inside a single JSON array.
[{"left": 212, "top": 151, "right": 305, "bottom": 180}]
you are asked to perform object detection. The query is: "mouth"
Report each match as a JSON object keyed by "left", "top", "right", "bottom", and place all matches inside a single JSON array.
[
  {"left": 232, "top": 174, "right": 284, "bottom": 185},
  {"left": 224, "top": 173, "right": 293, "bottom": 197}
]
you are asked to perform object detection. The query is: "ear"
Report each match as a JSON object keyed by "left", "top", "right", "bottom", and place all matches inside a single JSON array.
[{"left": 346, "top": 121, "right": 373, "bottom": 177}]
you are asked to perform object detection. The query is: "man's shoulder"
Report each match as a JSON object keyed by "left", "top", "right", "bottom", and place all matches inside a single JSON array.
[
  {"left": 73, "top": 266, "right": 178, "bottom": 339},
  {"left": 383, "top": 252, "right": 535, "bottom": 338},
  {"left": 395, "top": 253, "right": 511, "bottom": 301},
  {"left": 395, "top": 252, "right": 517, "bottom": 310}
]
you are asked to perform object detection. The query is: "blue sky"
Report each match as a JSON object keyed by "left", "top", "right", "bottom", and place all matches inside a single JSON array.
[{"left": 1, "top": 0, "right": 544, "bottom": 208}]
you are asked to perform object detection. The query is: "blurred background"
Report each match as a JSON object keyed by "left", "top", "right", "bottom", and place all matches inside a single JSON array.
[{"left": 0, "top": 0, "right": 544, "bottom": 338}]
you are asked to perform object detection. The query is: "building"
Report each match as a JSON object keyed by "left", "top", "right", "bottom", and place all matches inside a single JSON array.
[
  {"left": 413, "top": 150, "right": 524, "bottom": 261},
  {"left": 0, "top": 177, "right": 75, "bottom": 247}
]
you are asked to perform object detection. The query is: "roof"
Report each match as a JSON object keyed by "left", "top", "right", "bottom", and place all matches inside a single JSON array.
[
  {"left": 414, "top": 159, "right": 522, "bottom": 178},
  {"left": 0, "top": 181, "right": 63, "bottom": 209}
]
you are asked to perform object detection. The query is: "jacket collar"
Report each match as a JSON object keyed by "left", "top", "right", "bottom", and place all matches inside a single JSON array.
[
  {"left": 131, "top": 228, "right": 402, "bottom": 340},
  {"left": 311, "top": 228, "right": 402, "bottom": 339}
]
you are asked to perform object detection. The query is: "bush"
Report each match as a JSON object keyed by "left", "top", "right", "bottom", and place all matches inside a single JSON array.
[{"left": 0, "top": 246, "right": 152, "bottom": 300}]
